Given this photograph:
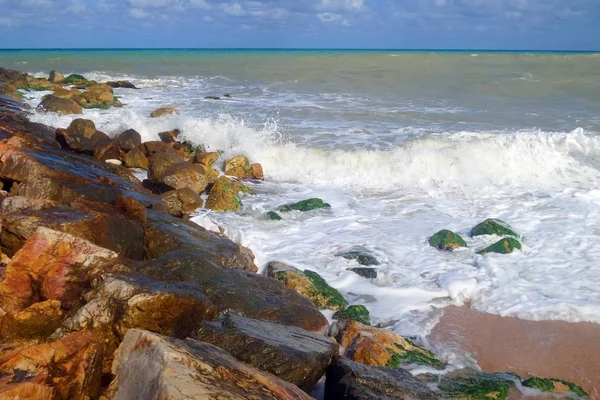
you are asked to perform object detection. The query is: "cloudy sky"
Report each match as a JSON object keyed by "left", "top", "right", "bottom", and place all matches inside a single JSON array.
[{"left": 0, "top": 0, "right": 598, "bottom": 50}]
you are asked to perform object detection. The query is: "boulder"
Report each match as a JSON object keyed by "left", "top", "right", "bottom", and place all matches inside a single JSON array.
[
  {"left": 150, "top": 107, "right": 177, "bottom": 118},
  {"left": 205, "top": 176, "right": 253, "bottom": 212},
  {"left": 26, "top": 78, "right": 55, "bottom": 91},
  {"left": 48, "top": 70, "right": 65, "bottom": 83},
  {"left": 0, "top": 330, "right": 103, "bottom": 400},
  {"left": 336, "top": 321, "right": 444, "bottom": 369},
  {"left": 37, "top": 95, "right": 83, "bottom": 115},
  {"left": 477, "top": 237, "right": 522, "bottom": 255},
  {"left": 161, "top": 187, "right": 203, "bottom": 217},
  {"left": 52, "top": 87, "right": 81, "bottom": 99},
  {"left": 74, "top": 84, "right": 116, "bottom": 109},
  {"left": 471, "top": 218, "right": 519, "bottom": 238},
  {"left": 111, "top": 329, "right": 313, "bottom": 400},
  {"left": 349, "top": 267, "right": 377, "bottom": 279},
  {"left": 67, "top": 118, "right": 97, "bottom": 138},
  {"left": 333, "top": 305, "right": 371, "bottom": 326},
  {"left": 0, "top": 82, "right": 22, "bottom": 100},
  {"left": 336, "top": 249, "right": 380, "bottom": 266},
  {"left": 55, "top": 119, "right": 111, "bottom": 155},
  {"left": 105, "top": 80, "right": 138, "bottom": 89},
  {"left": 113, "top": 128, "right": 142, "bottom": 152},
  {"left": 522, "top": 377, "right": 588, "bottom": 398},
  {"left": 0, "top": 227, "right": 119, "bottom": 312},
  {"left": 429, "top": 229, "right": 467, "bottom": 250},
  {"left": 278, "top": 198, "right": 331, "bottom": 212},
  {"left": 266, "top": 261, "right": 347, "bottom": 311},
  {"left": 0, "top": 299, "right": 63, "bottom": 341},
  {"left": 193, "top": 151, "right": 220, "bottom": 167},
  {"left": 224, "top": 155, "right": 264, "bottom": 180},
  {"left": 192, "top": 313, "right": 339, "bottom": 392},
  {"left": 158, "top": 129, "right": 180, "bottom": 143},
  {"left": 147, "top": 150, "right": 183, "bottom": 181},
  {"left": 266, "top": 211, "right": 283, "bottom": 220},
  {"left": 324, "top": 356, "right": 439, "bottom": 400},
  {"left": 62, "top": 73, "right": 91, "bottom": 85},
  {"left": 437, "top": 371, "right": 518, "bottom": 400},
  {"left": 121, "top": 148, "right": 147, "bottom": 170},
  {"left": 157, "top": 162, "right": 209, "bottom": 193}
]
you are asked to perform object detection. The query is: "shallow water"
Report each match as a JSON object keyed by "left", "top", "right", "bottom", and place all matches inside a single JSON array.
[{"left": 7, "top": 49, "right": 600, "bottom": 341}]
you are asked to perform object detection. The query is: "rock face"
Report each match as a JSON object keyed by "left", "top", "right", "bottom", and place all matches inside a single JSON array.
[
  {"left": 0, "top": 330, "right": 103, "bottom": 400},
  {"left": 206, "top": 176, "right": 252, "bottom": 212},
  {"left": 266, "top": 261, "right": 348, "bottom": 311},
  {"left": 111, "top": 329, "right": 314, "bottom": 400},
  {"left": 37, "top": 95, "right": 83, "bottom": 115},
  {"left": 0, "top": 299, "right": 63, "bottom": 341},
  {"left": 278, "top": 198, "right": 331, "bottom": 212},
  {"left": 429, "top": 229, "right": 468, "bottom": 250},
  {"left": 324, "top": 356, "right": 439, "bottom": 400},
  {"left": 477, "top": 237, "right": 522, "bottom": 255},
  {"left": 336, "top": 321, "right": 444, "bottom": 369},
  {"left": 150, "top": 107, "right": 177, "bottom": 118},
  {"left": 471, "top": 218, "right": 519, "bottom": 238},
  {"left": 192, "top": 313, "right": 339, "bottom": 393}
]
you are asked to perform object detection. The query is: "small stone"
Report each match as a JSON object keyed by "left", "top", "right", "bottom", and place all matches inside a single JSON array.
[
  {"left": 158, "top": 129, "right": 180, "bottom": 143},
  {"left": 105, "top": 159, "right": 122, "bottom": 165},
  {"left": 429, "top": 230, "right": 467, "bottom": 251},
  {"left": 278, "top": 198, "right": 331, "bottom": 212},
  {"left": 477, "top": 237, "right": 522, "bottom": 255},
  {"left": 205, "top": 95, "right": 221, "bottom": 100}
]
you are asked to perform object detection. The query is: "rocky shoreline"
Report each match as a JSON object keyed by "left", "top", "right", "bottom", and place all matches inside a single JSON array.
[{"left": 0, "top": 67, "right": 592, "bottom": 399}]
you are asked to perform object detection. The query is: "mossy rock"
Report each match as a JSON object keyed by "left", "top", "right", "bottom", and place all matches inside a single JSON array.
[
  {"left": 333, "top": 305, "right": 371, "bottom": 325},
  {"left": 265, "top": 211, "right": 282, "bottom": 221},
  {"left": 477, "top": 237, "right": 521, "bottom": 255},
  {"left": 22, "top": 78, "right": 54, "bottom": 91},
  {"left": 522, "top": 377, "right": 588, "bottom": 398},
  {"left": 336, "top": 250, "right": 379, "bottom": 266},
  {"left": 429, "top": 229, "right": 467, "bottom": 251},
  {"left": 387, "top": 340, "right": 445, "bottom": 369},
  {"left": 278, "top": 198, "right": 331, "bottom": 212},
  {"left": 471, "top": 219, "right": 519, "bottom": 238},
  {"left": 205, "top": 177, "right": 253, "bottom": 212},
  {"left": 63, "top": 74, "right": 91, "bottom": 85},
  {"left": 438, "top": 372, "right": 517, "bottom": 400}
]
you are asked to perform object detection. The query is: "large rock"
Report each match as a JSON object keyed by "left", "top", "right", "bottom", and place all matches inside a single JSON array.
[
  {"left": 150, "top": 107, "right": 177, "bottom": 118},
  {"left": 123, "top": 147, "right": 149, "bottom": 169},
  {"left": 0, "top": 330, "right": 103, "bottom": 400},
  {"left": 48, "top": 70, "right": 65, "bottom": 83},
  {"left": 63, "top": 73, "right": 92, "bottom": 85},
  {"left": 37, "top": 95, "right": 83, "bottom": 115},
  {"left": 335, "top": 321, "right": 444, "bottom": 369},
  {"left": 192, "top": 313, "right": 339, "bottom": 392},
  {"left": 105, "top": 80, "right": 137, "bottom": 89},
  {"left": 55, "top": 118, "right": 111, "bottom": 155},
  {"left": 224, "top": 155, "right": 264, "bottom": 180},
  {"left": 157, "top": 162, "right": 209, "bottom": 193},
  {"left": 333, "top": 305, "right": 371, "bottom": 326},
  {"left": 324, "top": 356, "right": 439, "bottom": 400},
  {"left": 52, "top": 87, "right": 81, "bottom": 99},
  {"left": 266, "top": 261, "right": 348, "bottom": 311},
  {"left": 471, "top": 218, "right": 519, "bottom": 238},
  {"left": 437, "top": 371, "right": 517, "bottom": 400},
  {"left": 113, "top": 129, "right": 142, "bottom": 152},
  {"left": 429, "top": 229, "right": 468, "bottom": 251},
  {"left": 147, "top": 150, "right": 183, "bottom": 181},
  {"left": 111, "top": 329, "right": 313, "bottom": 400},
  {"left": 193, "top": 151, "right": 220, "bottom": 167},
  {"left": 161, "top": 187, "right": 203, "bottom": 217},
  {"left": 205, "top": 176, "right": 253, "bottom": 212},
  {"left": 522, "top": 377, "right": 589, "bottom": 398},
  {"left": 73, "top": 84, "right": 117, "bottom": 109}
]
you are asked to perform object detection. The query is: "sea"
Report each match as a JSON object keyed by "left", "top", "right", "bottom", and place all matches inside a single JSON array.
[{"left": 3, "top": 49, "right": 600, "bottom": 357}]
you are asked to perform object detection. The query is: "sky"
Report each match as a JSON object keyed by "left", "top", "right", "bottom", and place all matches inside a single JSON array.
[{"left": 0, "top": 0, "right": 598, "bottom": 50}]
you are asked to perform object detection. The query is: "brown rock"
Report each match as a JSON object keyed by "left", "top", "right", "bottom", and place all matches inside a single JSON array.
[
  {"left": 150, "top": 107, "right": 177, "bottom": 118},
  {"left": 37, "top": 95, "right": 83, "bottom": 115},
  {"left": 55, "top": 119, "right": 111, "bottom": 155},
  {"left": 193, "top": 151, "right": 220, "bottom": 167},
  {"left": 206, "top": 176, "right": 252, "bottom": 212},
  {"left": 111, "top": 329, "right": 313, "bottom": 400},
  {"left": 224, "top": 155, "right": 249, "bottom": 171},
  {"left": 68, "top": 118, "right": 97, "bottom": 138},
  {"left": 73, "top": 83, "right": 115, "bottom": 109},
  {"left": 115, "top": 194, "right": 147, "bottom": 224},
  {"left": 48, "top": 70, "right": 65, "bottom": 83},
  {"left": 161, "top": 187, "right": 203, "bottom": 217},
  {"left": 113, "top": 128, "right": 142, "bottom": 152},
  {"left": 142, "top": 140, "right": 170, "bottom": 156},
  {"left": 0, "top": 383, "right": 54, "bottom": 399},
  {"left": 147, "top": 150, "right": 183, "bottom": 181},
  {"left": 158, "top": 129, "right": 180, "bottom": 143},
  {"left": 52, "top": 87, "right": 81, "bottom": 99},
  {"left": 105, "top": 80, "right": 137, "bottom": 89},
  {"left": 123, "top": 147, "right": 149, "bottom": 169},
  {"left": 227, "top": 162, "right": 265, "bottom": 180},
  {"left": 158, "top": 162, "right": 209, "bottom": 193},
  {"left": 0, "top": 300, "right": 63, "bottom": 341}
]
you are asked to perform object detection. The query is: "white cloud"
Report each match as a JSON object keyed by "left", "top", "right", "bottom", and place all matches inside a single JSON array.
[
  {"left": 66, "top": 0, "right": 86, "bottom": 13},
  {"left": 221, "top": 2, "right": 245, "bottom": 16},
  {"left": 317, "top": 12, "right": 349, "bottom": 25},
  {"left": 190, "top": 0, "right": 211, "bottom": 10},
  {"left": 318, "top": 0, "right": 365, "bottom": 12},
  {"left": 130, "top": 8, "right": 151, "bottom": 18},
  {"left": 221, "top": 2, "right": 290, "bottom": 20},
  {"left": 129, "top": 0, "right": 171, "bottom": 8}
]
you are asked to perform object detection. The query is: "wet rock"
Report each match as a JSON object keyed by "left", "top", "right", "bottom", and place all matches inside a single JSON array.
[
  {"left": 278, "top": 198, "right": 331, "bottom": 212},
  {"left": 157, "top": 162, "right": 209, "bottom": 193},
  {"left": 114, "top": 194, "right": 147, "bottom": 224},
  {"left": 123, "top": 147, "right": 149, "bottom": 169},
  {"left": 0, "top": 227, "right": 119, "bottom": 312},
  {"left": 67, "top": 118, "right": 97, "bottom": 138},
  {"left": 105, "top": 80, "right": 138, "bottom": 89},
  {"left": 477, "top": 237, "right": 522, "bottom": 255},
  {"left": 437, "top": 371, "right": 518, "bottom": 400},
  {"left": 206, "top": 176, "right": 253, "bottom": 212},
  {"left": 52, "top": 87, "right": 81, "bottom": 99},
  {"left": 337, "top": 249, "right": 380, "bottom": 266},
  {"left": 333, "top": 305, "right": 371, "bottom": 326},
  {"left": 113, "top": 128, "right": 142, "bottom": 152},
  {"left": 63, "top": 73, "right": 92, "bottom": 85},
  {"left": 429, "top": 229, "right": 468, "bottom": 251},
  {"left": 150, "top": 107, "right": 177, "bottom": 118},
  {"left": 266, "top": 261, "right": 348, "bottom": 311},
  {"left": 0, "top": 82, "right": 22, "bottom": 100},
  {"left": 522, "top": 377, "right": 588, "bottom": 398},
  {"left": 143, "top": 140, "right": 172, "bottom": 156},
  {"left": 37, "top": 95, "right": 83, "bottom": 115},
  {"left": 193, "top": 151, "right": 220, "bottom": 167},
  {"left": 0, "top": 330, "right": 103, "bottom": 400},
  {"left": 224, "top": 155, "right": 264, "bottom": 180},
  {"left": 0, "top": 300, "right": 63, "bottom": 341},
  {"left": 147, "top": 150, "right": 183, "bottom": 181},
  {"left": 266, "top": 211, "right": 283, "bottom": 220},
  {"left": 349, "top": 267, "right": 377, "bottom": 279},
  {"left": 205, "top": 95, "right": 221, "bottom": 100},
  {"left": 161, "top": 187, "right": 203, "bottom": 217},
  {"left": 55, "top": 118, "right": 111, "bottom": 155},
  {"left": 48, "top": 70, "right": 65, "bottom": 83},
  {"left": 192, "top": 313, "right": 339, "bottom": 392},
  {"left": 74, "top": 83, "right": 116, "bottom": 109},
  {"left": 336, "top": 321, "right": 444, "bottom": 369},
  {"left": 471, "top": 218, "right": 519, "bottom": 238},
  {"left": 111, "top": 329, "right": 313, "bottom": 400},
  {"left": 158, "top": 128, "right": 180, "bottom": 143},
  {"left": 324, "top": 356, "right": 439, "bottom": 400}
]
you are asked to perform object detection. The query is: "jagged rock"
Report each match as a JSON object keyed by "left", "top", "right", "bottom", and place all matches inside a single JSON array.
[
  {"left": 337, "top": 249, "right": 380, "bottom": 266},
  {"left": 471, "top": 218, "right": 519, "bottom": 238},
  {"left": 123, "top": 147, "right": 149, "bottom": 169},
  {"left": 192, "top": 313, "right": 339, "bottom": 392},
  {"left": 0, "top": 330, "right": 103, "bottom": 400},
  {"left": 278, "top": 198, "right": 331, "bottom": 212},
  {"left": 150, "top": 107, "right": 177, "bottom": 118},
  {"left": 333, "top": 305, "right": 371, "bottom": 326},
  {"left": 429, "top": 229, "right": 468, "bottom": 250},
  {"left": 477, "top": 237, "right": 522, "bottom": 255},
  {"left": 205, "top": 176, "right": 253, "bottom": 212},
  {"left": 113, "top": 129, "right": 142, "bottom": 152},
  {"left": 63, "top": 73, "right": 91, "bottom": 85},
  {"left": 266, "top": 261, "right": 348, "bottom": 311},
  {"left": 161, "top": 187, "right": 203, "bottom": 217},
  {"left": 157, "top": 162, "right": 209, "bottom": 193},
  {"left": 349, "top": 267, "right": 377, "bottom": 279},
  {"left": 193, "top": 151, "right": 220, "bottom": 167},
  {"left": 147, "top": 150, "right": 183, "bottom": 181},
  {"left": 336, "top": 321, "right": 444, "bottom": 369},
  {"left": 74, "top": 84, "right": 116, "bottom": 109},
  {"left": 48, "top": 70, "right": 65, "bottom": 83},
  {"left": 158, "top": 129, "right": 180, "bottom": 143},
  {"left": 324, "top": 356, "right": 439, "bottom": 400},
  {"left": 105, "top": 80, "right": 137, "bottom": 89},
  {"left": 37, "top": 95, "right": 83, "bottom": 115},
  {"left": 111, "top": 329, "right": 313, "bottom": 400},
  {"left": 437, "top": 371, "right": 518, "bottom": 400},
  {"left": 266, "top": 211, "right": 283, "bottom": 220},
  {"left": 0, "top": 300, "right": 63, "bottom": 341}
]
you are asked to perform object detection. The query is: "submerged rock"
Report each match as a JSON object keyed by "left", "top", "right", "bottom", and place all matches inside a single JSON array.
[
  {"left": 111, "top": 329, "right": 313, "bottom": 400},
  {"left": 150, "top": 106, "right": 177, "bottom": 118},
  {"left": 437, "top": 371, "right": 518, "bottom": 400},
  {"left": 522, "top": 377, "right": 588, "bottom": 399},
  {"left": 278, "top": 198, "right": 331, "bottom": 212},
  {"left": 336, "top": 321, "right": 444, "bottom": 369},
  {"left": 105, "top": 80, "right": 138, "bottom": 89},
  {"left": 37, "top": 95, "right": 83, "bottom": 115},
  {"left": 429, "top": 229, "right": 467, "bottom": 250},
  {"left": 477, "top": 237, "right": 522, "bottom": 255},
  {"left": 192, "top": 313, "right": 339, "bottom": 392},
  {"left": 471, "top": 218, "right": 519, "bottom": 238},
  {"left": 324, "top": 356, "right": 439, "bottom": 400},
  {"left": 333, "top": 305, "right": 371, "bottom": 326},
  {"left": 266, "top": 211, "right": 283, "bottom": 220},
  {"left": 266, "top": 261, "right": 348, "bottom": 311},
  {"left": 337, "top": 249, "right": 380, "bottom": 266},
  {"left": 349, "top": 267, "right": 377, "bottom": 279}
]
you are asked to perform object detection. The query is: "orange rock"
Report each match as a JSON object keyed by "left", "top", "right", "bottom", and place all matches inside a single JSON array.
[
  {"left": 0, "top": 383, "right": 54, "bottom": 400},
  {"left": 0, "top": 300, "right": 63, "bottom": 341},
  {"left": 224, "top": 156, "right": 264, "bottom": 180},
  {"left": 194, "top": 151, "right": 220, "bottom": 167}
]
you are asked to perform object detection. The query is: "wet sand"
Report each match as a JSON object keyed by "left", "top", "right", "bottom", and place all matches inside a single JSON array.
[{"left": 429, "top": 306, "right": 600, "bottom": 399}]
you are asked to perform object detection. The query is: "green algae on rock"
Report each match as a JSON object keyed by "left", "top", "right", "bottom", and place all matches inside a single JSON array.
[
  {"left": 63, "top": 74, "right": 92, "bottom": 85},
  {"left": 438, "top": 372, "right": 518, "bottom": 400},
  {"left": 387, "top": 340, "right": 445, "bottom": 369},
  {"left": 522, "top": 377, "right": 589, "bottom": 399},
  {"left": 428, "top": 229, "right": 467, "bottom": 251},
  {"left": 266, "top": 262, "right": 348, "bottom": 311},
  {"left": 471, "top": 219, "right": 519, "bottom": 238},
  {"left": 278, "top": 198, "right": 331, "bottom": 212},
  {"left": 477, "top": 237, "right": 522, "bottom": 255},
  {"left": 333, "top": 305, "right": 371, "bottom": 325},
  {"left": 206, "top": 177, "right": 253, "bottom": 212},
  {"left": 336, "top": 250, "right": 380, "bottom": 266},
  {"left": 266, "top": 211, "right": 283, "bottom": 220}
]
